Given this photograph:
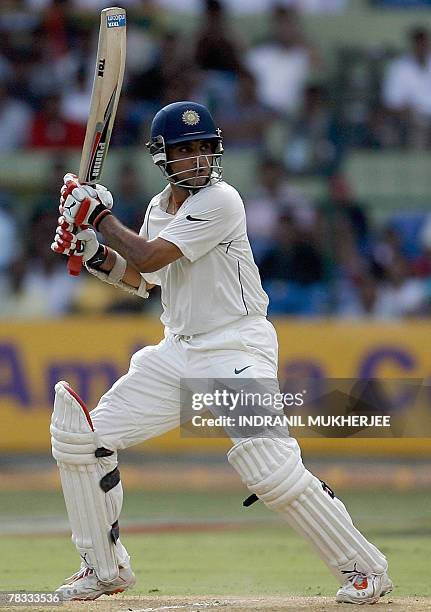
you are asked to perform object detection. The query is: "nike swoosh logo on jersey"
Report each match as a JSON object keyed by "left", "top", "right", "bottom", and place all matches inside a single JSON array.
[
  {"left": 234, "top": 365, "right": 253, "bottom": 374},
  {"left": 186, "top": 215, "right": 208, "bottom": 221}
]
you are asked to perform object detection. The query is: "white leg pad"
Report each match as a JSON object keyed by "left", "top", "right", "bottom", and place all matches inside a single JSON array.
[
  {"left": 227, "top": 438, "right": 387, "bottom": 583},
  {"left": 51, "top": 381, "right": 128, "bottom": 583}
]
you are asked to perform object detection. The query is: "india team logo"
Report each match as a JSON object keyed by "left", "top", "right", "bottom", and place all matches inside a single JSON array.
[{"left": 182, "top": 110, "right": 200, "bottom": 126}]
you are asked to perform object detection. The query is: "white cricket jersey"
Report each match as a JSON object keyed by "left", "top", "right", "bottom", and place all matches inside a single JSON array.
[{"left": 140, "top": 180, "right": 269, "bottom": 336}]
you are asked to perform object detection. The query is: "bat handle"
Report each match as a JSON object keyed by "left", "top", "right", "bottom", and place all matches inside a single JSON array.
[
  {"left": 65, "top": 176, "right": 87, "bottom": 276},
  {"left": 66, "top": 223, "right": 84, "bottom": 276},
  {"left": 67, "top": 252, "right": 83, "bottom": 276}
]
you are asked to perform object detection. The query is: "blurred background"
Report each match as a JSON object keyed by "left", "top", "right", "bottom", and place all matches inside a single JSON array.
[{"left": 0, "top": 0, "right": 430, "bottom": 594}]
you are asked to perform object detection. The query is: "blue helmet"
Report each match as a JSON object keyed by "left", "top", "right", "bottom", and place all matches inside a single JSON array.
[{"left": 146, "top": 101, "right": 223, "bottom": 189}]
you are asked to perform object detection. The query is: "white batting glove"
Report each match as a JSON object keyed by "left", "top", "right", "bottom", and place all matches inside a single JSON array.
[
  {"left": 51, "top": 217, "right": 105, "bottom": 263},
  {"left": 59, "top": 173, "right": 113, "bottom": 230}
]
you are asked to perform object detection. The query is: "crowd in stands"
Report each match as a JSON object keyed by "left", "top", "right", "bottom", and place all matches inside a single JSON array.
[{"left": 0, "top": 0, "right": 431, "bottom": 318}]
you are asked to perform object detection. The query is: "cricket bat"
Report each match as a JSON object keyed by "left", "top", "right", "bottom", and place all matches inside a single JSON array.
[{"left": 67, "top": 6, "right": 127, "bottom": 276}]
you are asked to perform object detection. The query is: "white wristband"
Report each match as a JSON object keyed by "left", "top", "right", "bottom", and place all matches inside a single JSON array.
[{"left": 107, "top": 252, "right": 127, "bottom": 284}]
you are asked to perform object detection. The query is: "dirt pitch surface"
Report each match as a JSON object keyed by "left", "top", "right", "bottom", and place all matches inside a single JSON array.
[{"left": 3, "top": 595, "right": 431, "bottom": 612}]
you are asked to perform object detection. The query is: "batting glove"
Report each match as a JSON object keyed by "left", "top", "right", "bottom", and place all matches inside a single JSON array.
[
  {"left": 51, "top": 216, "right": 108, "bottom": 266},
  {"left": 59, "top": 173, "right": 113, "bottom": 230}
]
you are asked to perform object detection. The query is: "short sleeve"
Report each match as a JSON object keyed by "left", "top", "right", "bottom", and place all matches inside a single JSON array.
[
  {"left": 158, "top": 185, "right": 244, "bottom": 262},
  {"left": 139, "top": 202, "right": 161, "bottom": 285}
]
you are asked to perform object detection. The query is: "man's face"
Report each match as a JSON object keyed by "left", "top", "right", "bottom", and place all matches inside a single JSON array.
[{"left": 167, "top": 140, "right": 214, "bottom": 188}]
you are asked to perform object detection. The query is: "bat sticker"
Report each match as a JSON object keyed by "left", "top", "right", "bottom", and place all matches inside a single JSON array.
[
  {"left": 107, "top": 14, "right": 126, "bottom": 28},
  {"left": 86, "top": 86, "right": 117, "bottom": 182}
]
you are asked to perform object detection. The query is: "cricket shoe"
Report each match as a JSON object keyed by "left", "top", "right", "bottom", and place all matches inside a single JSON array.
[
  {"left": 55, "top": 564, "right": 136, "bottom": 601},
  {"left": 336, "top": 572, "right": 393, "bottom": 605}
]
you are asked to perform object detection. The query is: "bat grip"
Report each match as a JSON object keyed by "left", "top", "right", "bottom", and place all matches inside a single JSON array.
[
  {"left": 67, "top": 251, "right": 83, "bottom": 276},
  {"left": 66, "top": 224, "right": 84, "bottom": 277},
  {"left": 65, "top": 176, "right": 87, "bottom": 276}
]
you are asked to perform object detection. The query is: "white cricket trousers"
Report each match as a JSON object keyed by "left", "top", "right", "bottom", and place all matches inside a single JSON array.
[{"left": 90, "top": 315, "right": 298, "bottom": 452}]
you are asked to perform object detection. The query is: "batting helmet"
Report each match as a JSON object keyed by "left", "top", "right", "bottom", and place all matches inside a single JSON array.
[{"left": 146, "top": 101, "right": 223, "bottom": 189}]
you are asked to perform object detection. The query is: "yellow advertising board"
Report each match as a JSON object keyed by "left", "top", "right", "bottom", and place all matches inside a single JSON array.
[{"left": 1, "top": 317, "right": 431, "bottom": 455}]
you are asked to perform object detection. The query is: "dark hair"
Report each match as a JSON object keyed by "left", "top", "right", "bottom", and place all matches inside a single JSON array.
[
  {"left": 409, "top": 26, "right": 429, "bottom": 43},
  {"left": 205, "top": 0, "right": 223, "bottom": 14}
]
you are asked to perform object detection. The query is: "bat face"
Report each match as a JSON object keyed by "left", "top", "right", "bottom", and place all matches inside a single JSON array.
[
  {"left": 67, "top": 7, "right": 126, "bottom": 277},
  {"left": 79, "top": 7, "right": 127, "bottom": 184}
]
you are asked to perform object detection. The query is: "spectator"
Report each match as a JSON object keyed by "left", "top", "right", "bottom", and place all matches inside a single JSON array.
[
  {"left": 0, "top": 37, "right": 12, "bottom": 82},
  {"left": 291, "top": 0, "right": 347, "bottom": 12},
  {"left": 39, "top": 0, "right": 73, "bottom": 59},
  {"left": 284, "top": 84, "right": 346, "bottom": 176},
  {"left": 320, "top": 175, "right": 370, "bottom": 256},
  {"left": 125, "top": 1, "right": 161, "bottom": 76},
  {"left": 382, "top": 26, "right": 431, "bottom": 147},
  {"left": 336, "top": 273, "right": 387, "bottom": 319},
  {"left": 114, "top": 161, "right": 150, "bottom": 232},
  {"left": 29, "top": 93, "right": 86, "bottom": 148},
  {"left": 337, "top": 254, "right": 427, "bottom": 319},
  {"left": 246, "top": 6, "right": 321, "bottom": 115},
  {"left": 0, "top": 0, "right": 40, "bottom": 37},
  {"left": 0, "top": 208, "right": 80, "bottom": 319},
  {"left": 195, "top": 0, "right": 242, "bottom": 72},
  {"left": 372, "top": 226, "right": 405, "bottom": 279},
  {"left": 245, "top": 157, "right": 316, "bottom": 263},
  {"left": 361, "top": 103, "right": 395, "bottom": 149},
  {"left": 109, "top": 95, "right": 145, "bottom": 147},
  {"left": 0, "top": 189, "right": 19, "bottom": 271},
  {"left": 30, "top": 155, "right": 70, "bottom": 215},
  {"left": 128, "top": 30, "right": 191, "bottom": 125},
  {"left": 28, "top": 37, "right": 79, "bottom": 103},
  {"left": 0, "top": 83, "right": 32, "bottom": 150},
  {"left": 215, "top": 71, "right": 275, "bottom": 149},
  {"left": 193, "top": 0, "right": 243, "bottom": 113},
  {"left": 260, "top": 214, "right": 327, "bottom": 315},
  {"left": 61, "top": 67, "right": 92, "bottom": 125},
  {"left": 412, "top": 214, "right": 431, "bottom": 278},
  {"left": 378, "top": 255, "right": 427, "bottom": 317}
]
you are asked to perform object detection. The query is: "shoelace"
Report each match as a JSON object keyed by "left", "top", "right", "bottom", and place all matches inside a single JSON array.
[{"left": 66, "top": 567, "right": 95, "bottom": 584}]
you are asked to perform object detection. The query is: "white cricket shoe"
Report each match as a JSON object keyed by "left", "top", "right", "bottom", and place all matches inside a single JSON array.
[
  {"left": 55, "top": 565, "right": 136, "bottom": 601},
  {"left": 336, "top": 572, "right": 393, "bottom": 605}
]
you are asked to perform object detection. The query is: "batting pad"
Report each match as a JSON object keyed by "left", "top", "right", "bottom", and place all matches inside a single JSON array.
[
  {"left": 228, "top": 438, "right": 387, "bottom": 583},
  {"left": 50, "top": 381, "right": 125, "bottom": 583}
]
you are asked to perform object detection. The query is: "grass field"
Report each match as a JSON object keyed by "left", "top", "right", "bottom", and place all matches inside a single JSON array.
[{"left": 0, "top": 486, "right": 430, "bottom": 611}]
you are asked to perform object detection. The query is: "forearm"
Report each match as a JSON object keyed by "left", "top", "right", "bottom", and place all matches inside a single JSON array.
[
  {"left": 97, "top": 247, "right": 148, "bottom": 289},
  {"left": 99, "top": 215, "right": 159, "bottom": 272},
  {"left": 85, "top": 244, "right": 152, "bottom": 297},
  {"left": 98, "top": 214, "right": 183, "bottom": 272}
]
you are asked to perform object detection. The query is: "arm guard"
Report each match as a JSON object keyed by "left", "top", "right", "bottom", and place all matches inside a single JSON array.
[{"left": 85, "top": 251, "right": 149, "bottom": 299}]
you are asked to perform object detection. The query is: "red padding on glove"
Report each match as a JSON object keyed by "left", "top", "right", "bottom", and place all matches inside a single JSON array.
[
  {"left": 63, "top": 384, "right": 94, "bottom": 431},
  {"left": 74, "top": 197, "right": 91, "bottom": 225}
]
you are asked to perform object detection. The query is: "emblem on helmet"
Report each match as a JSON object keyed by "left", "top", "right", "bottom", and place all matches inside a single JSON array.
[{"left": 182, "top": 110, "right": 200, "bottom": 126}]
